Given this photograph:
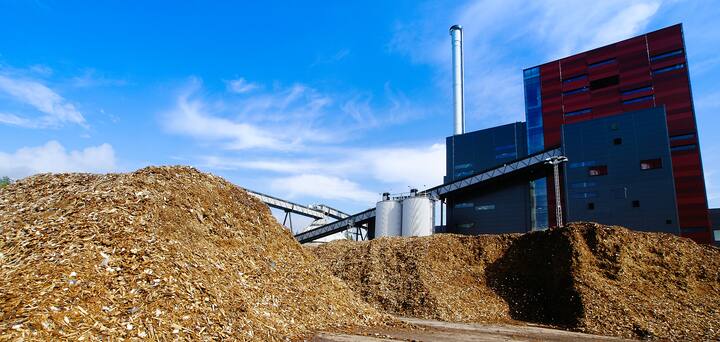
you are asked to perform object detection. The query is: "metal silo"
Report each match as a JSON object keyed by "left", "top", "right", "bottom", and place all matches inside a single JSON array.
[
  {"left": 401, "top": 194, "right": 434, "bottom": 237},
  {"left": 374, "top": 193, "right": 402, "bottom": 237}
]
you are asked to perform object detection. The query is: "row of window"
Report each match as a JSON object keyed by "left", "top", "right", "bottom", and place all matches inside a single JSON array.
[
  {"left": 585, "top": 158, "right": 662, "bottom": 177},
  {"left": 558, "top": 49, "right": 682, "bottom": 82},
  {"left": 453, "top": 203, "right": 496, "bottom": 211},
  {"left": 585, "top": 200, "right": 644, "bottom": 210}
]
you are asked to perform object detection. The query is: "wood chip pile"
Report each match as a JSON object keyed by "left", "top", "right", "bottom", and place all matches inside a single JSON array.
[
  {"left": 313, "top": 222, "right": 720, "bottom": 340},
  {"left": 0, "top": 166, "right": 385, "bottom": 340}
]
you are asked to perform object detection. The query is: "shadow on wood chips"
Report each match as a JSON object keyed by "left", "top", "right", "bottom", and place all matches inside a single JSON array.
[
  {"left": 0, "top": 166, "right": 389, "bottom": 341},
  {"left": 313, "top": 223, "right": 720, "bottom": 341}
]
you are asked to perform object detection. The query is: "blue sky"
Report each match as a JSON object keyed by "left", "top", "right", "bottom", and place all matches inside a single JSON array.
[{"left": 1, "top": 0, "right": 719, "bottom": 227}]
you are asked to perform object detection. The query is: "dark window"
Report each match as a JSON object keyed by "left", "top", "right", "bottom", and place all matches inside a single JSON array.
[
  {"left": 632, "top": 200, "right": 640, "bottom": 208},
  {"left": 653, "top": 64, "right": 685, "bottom": 75},
  {"left": 613, "top": 138, "right": 622, "bottom": 145},
  {"left": 671, "top": 144, "right": 697, "bottom": 152},
  {"left": 620, "top": 86, "right": 652, "bottom": 96},
  {"left": 570, "top": 160, "right": 597, "bottom": 168},
  {"left": 563, "top": 74, "right": 587, "bottom": 83},
  {"left": 457, "top": 223, "right": 475, "bottom": 229},
  {"left": 588, "top": 58, "right": 616, "bottom": 68},
  {"left": 623, "top": 95, "right": 654, "bottom": 105},
  {"left": 495, "top": 152, "right": 517, "bottom": 160},
  {"left": 650, "top": 49, "right": 683, "bottom": 62},
  {"left": 640, "top": 158, "right": 662, "bottom": 170},
  {"left": 666, "top": 219, "right": 672, "bottom": 225},
  {"left": 476, "top": 205, "right": 496, "bottom": 211},
  {"left": 588, "top": 165, "right": 608, "bottom": 176},
  {"left": 562, "top": 87, "right": 589, "bottom": 96},
  {"left": 565, "top": 108, "right": 592, "bottom": 117},
  {"left": 590, "top": 75, "right": 619, "bottom": 90},
  {"left": 587, "top": 202, "right": 595, "bottom": 210},
  {"left": 670, "top": 133, "right": 695, "bottom": 141},
  {"left": 683, "top": 227, "right": 708, "bottom": 233},
  {"left": 571, "top": 181, "right": 597, "bottom": 188},
  {"left": 572, "top": 191, "right": 598, "bottom": 199},
  {"left": 454, "top": 203, "right": 473, "bottom": 209}
]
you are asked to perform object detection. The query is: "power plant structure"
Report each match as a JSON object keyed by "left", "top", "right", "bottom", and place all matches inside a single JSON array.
[{"left": 290, "top": 23, "right": 718, "bottom": 246}]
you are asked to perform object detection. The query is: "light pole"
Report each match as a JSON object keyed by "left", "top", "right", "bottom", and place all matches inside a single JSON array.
[{"left": 545, "top": 156, "right": 569, "bottom": 228}]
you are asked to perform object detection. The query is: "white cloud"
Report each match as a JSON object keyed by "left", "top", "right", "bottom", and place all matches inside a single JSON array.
[
  {"left": 226, "top": 78, "right": 259, "bottom": 94},
  {"left": 201, "top": 142, "right": 446, "bottom": 203},
  {"left": 162, "top": 85, "right": 289, "bottom": 150},
  {"left": 0, "top": 74, "right": 86, "bottom": 128},
  {"left": 165, "top": 72, "right": 438, "bottom": 154},
  {"left": 0, "top": 141, "right": 116, "bottom": 179},
  {"left": 390, "top": 0, "right": 663, "bottom": 126},
  {"left": 359, "top": 143, "right": 445, "bottom": 189},
  {"left": 270, "top": 174, "right": 378, "bottom": 204}
]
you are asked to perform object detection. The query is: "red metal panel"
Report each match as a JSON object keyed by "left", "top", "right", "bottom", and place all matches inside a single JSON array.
[{"left": 537, "top": 24, "right": 712, "bottom": 242}]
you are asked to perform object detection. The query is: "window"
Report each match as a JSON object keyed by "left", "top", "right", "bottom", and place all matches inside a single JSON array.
[
  {"left": 524, "top": 67, "right": 540, "bottom": 79},
  {"left": 588, "top": 165, "right": 608, "bottom": 176},
  {"left": 588, "top": 58, "right": 616, "bottom": 68},
  {"left": 495, "top": 152, "right": 517, "bottom": 160},
  {"left": 454, "top": 203, "right": 474, "bottom": 209},
  {"left": 715, "top": 230, "right": 720, "bottom": 242},
  {"left": 640, "top": 158, "right": 662, "bottom": 170},
  {"left": 565, "top": 108, "right": 592, "bottom": 117},
  {"left": 571, "top": 181, "right": 597, "bottom": 189},
  {"left": 650, "top": 49, "right": 683, "bottom": 62},
  {"left": 572, "top": 191, "right": 598, "bottom": 199},
  {"left": 563, "top": 74, "right": 587, "bottom": 83},
  {"left": 666, "top": 219, "right": 673, "bottom": 225},
  {"left": 623, "top": 95, "right": 654, "bottom": 105},
  {"left": 671, "top": 144, "right": 697, "bottom": 152},
  {"left": 670, "top": 133, "right": 695, "bottom": 141},
  {"left": 590, "top": 75, "right": 619, "bottom": 90},
  {"left": 454, "top": 163, "right": 472, "bottom": 170},
  {"left": 613, "top": 138, "right": 622, "bottom": 145},
  {"left": 610, "top": 123, "right": 619, "bottom": 131},
  {"left": 587, "top": 202, "right": 595, "bottom": 210},
  {"left": 457, "top": 223, "right": 475, "bottom": 229},
  {"left": 494, "top": 144, "right": 515, "bottom": 151},
  {"left": 632, "top": 200, "right": 640, "bottom": 208},
  {"left": 621, "top": 86, "right": 652, "bottom": 96},
  {"left": 570, "top": 160, "right": 597, "bottom": 168},
  {"left": 653, "top": 64, "right": 685, "bottom": 75},
  {"left": 563, "top": 87, "right": 589, "bottom": 96},
  {"left": 476, "top": 205, "right": 496, "bottom": 211}
]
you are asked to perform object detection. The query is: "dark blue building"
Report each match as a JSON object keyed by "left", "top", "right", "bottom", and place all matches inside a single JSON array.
[
  {"left": 562, "top": 107, "right": 679, "bottom": 233},
  {"left": 444, "top": 122, "right": 534, "bottom": 234}
]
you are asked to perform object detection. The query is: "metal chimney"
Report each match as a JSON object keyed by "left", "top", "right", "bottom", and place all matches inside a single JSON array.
[{"left": 450, "top": 25, "right": 465, "bottom": 135}]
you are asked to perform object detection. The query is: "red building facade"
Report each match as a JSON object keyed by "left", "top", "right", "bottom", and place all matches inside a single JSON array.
[{"left": 528, "top": 24, "right": 711, "bottom": 243}]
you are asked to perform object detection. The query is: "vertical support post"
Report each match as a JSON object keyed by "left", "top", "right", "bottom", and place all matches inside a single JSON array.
[
  {"left": 553, "top": 163, "right": 563, "bottom": 227},
  {"left": 544, "top": 156, "right": 568, "bottom": 228}
]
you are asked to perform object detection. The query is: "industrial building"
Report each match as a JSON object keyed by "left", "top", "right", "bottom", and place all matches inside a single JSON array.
[
  {"left": 443, "top": 24, "right": 714, "bottom": 244},
  {"left": 296, "top": 23, "right": 717, "bottom": 246}
]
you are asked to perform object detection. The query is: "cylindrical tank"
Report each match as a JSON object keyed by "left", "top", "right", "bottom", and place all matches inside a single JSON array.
[
  {"left": 375, "top": 199, "right": 402, "bottom": 237},
  {"left": 401, "top": 196, "right": 434, "bottom": 237}
]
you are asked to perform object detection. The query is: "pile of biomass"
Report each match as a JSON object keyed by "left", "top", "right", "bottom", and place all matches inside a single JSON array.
[
  {"left": 314, "top": 222, "right": 720, "bottom": 340},
  {"left": 0, "top": 166, "right": 384, "bottom": 341}
]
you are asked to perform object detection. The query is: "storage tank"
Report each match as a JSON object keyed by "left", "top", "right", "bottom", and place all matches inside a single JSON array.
[
  {"left": 375, "top": 194, "right": 402, "bottom": 237},
  {"left": 401, "top": 195, "right": 434, "bottom": 237}
]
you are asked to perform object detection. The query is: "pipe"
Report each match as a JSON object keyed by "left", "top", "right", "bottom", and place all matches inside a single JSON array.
[{"left": 450, "top": 25, "right": 465, "bottom": 135}]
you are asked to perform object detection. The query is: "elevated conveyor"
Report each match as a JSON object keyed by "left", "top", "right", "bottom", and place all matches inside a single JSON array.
[{"left": 294, "top": 147, "right": 562, "bottom": 243}]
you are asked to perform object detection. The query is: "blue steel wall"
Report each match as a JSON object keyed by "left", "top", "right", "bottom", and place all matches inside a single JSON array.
[
  {"left": 562, "top": 107, "right": 680, "bottom": 233},
  {"left": 710, "top": 208, "right": 720, "bottom": 245},
  {"left": 446, "top": 180, "right": 531, "bottom": 234},
  {"left": 444, "top": 122, "right": 531, "bottom": 234},
  {"left": 445, "top": 122, "right": 527, "bottom": 182}
]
